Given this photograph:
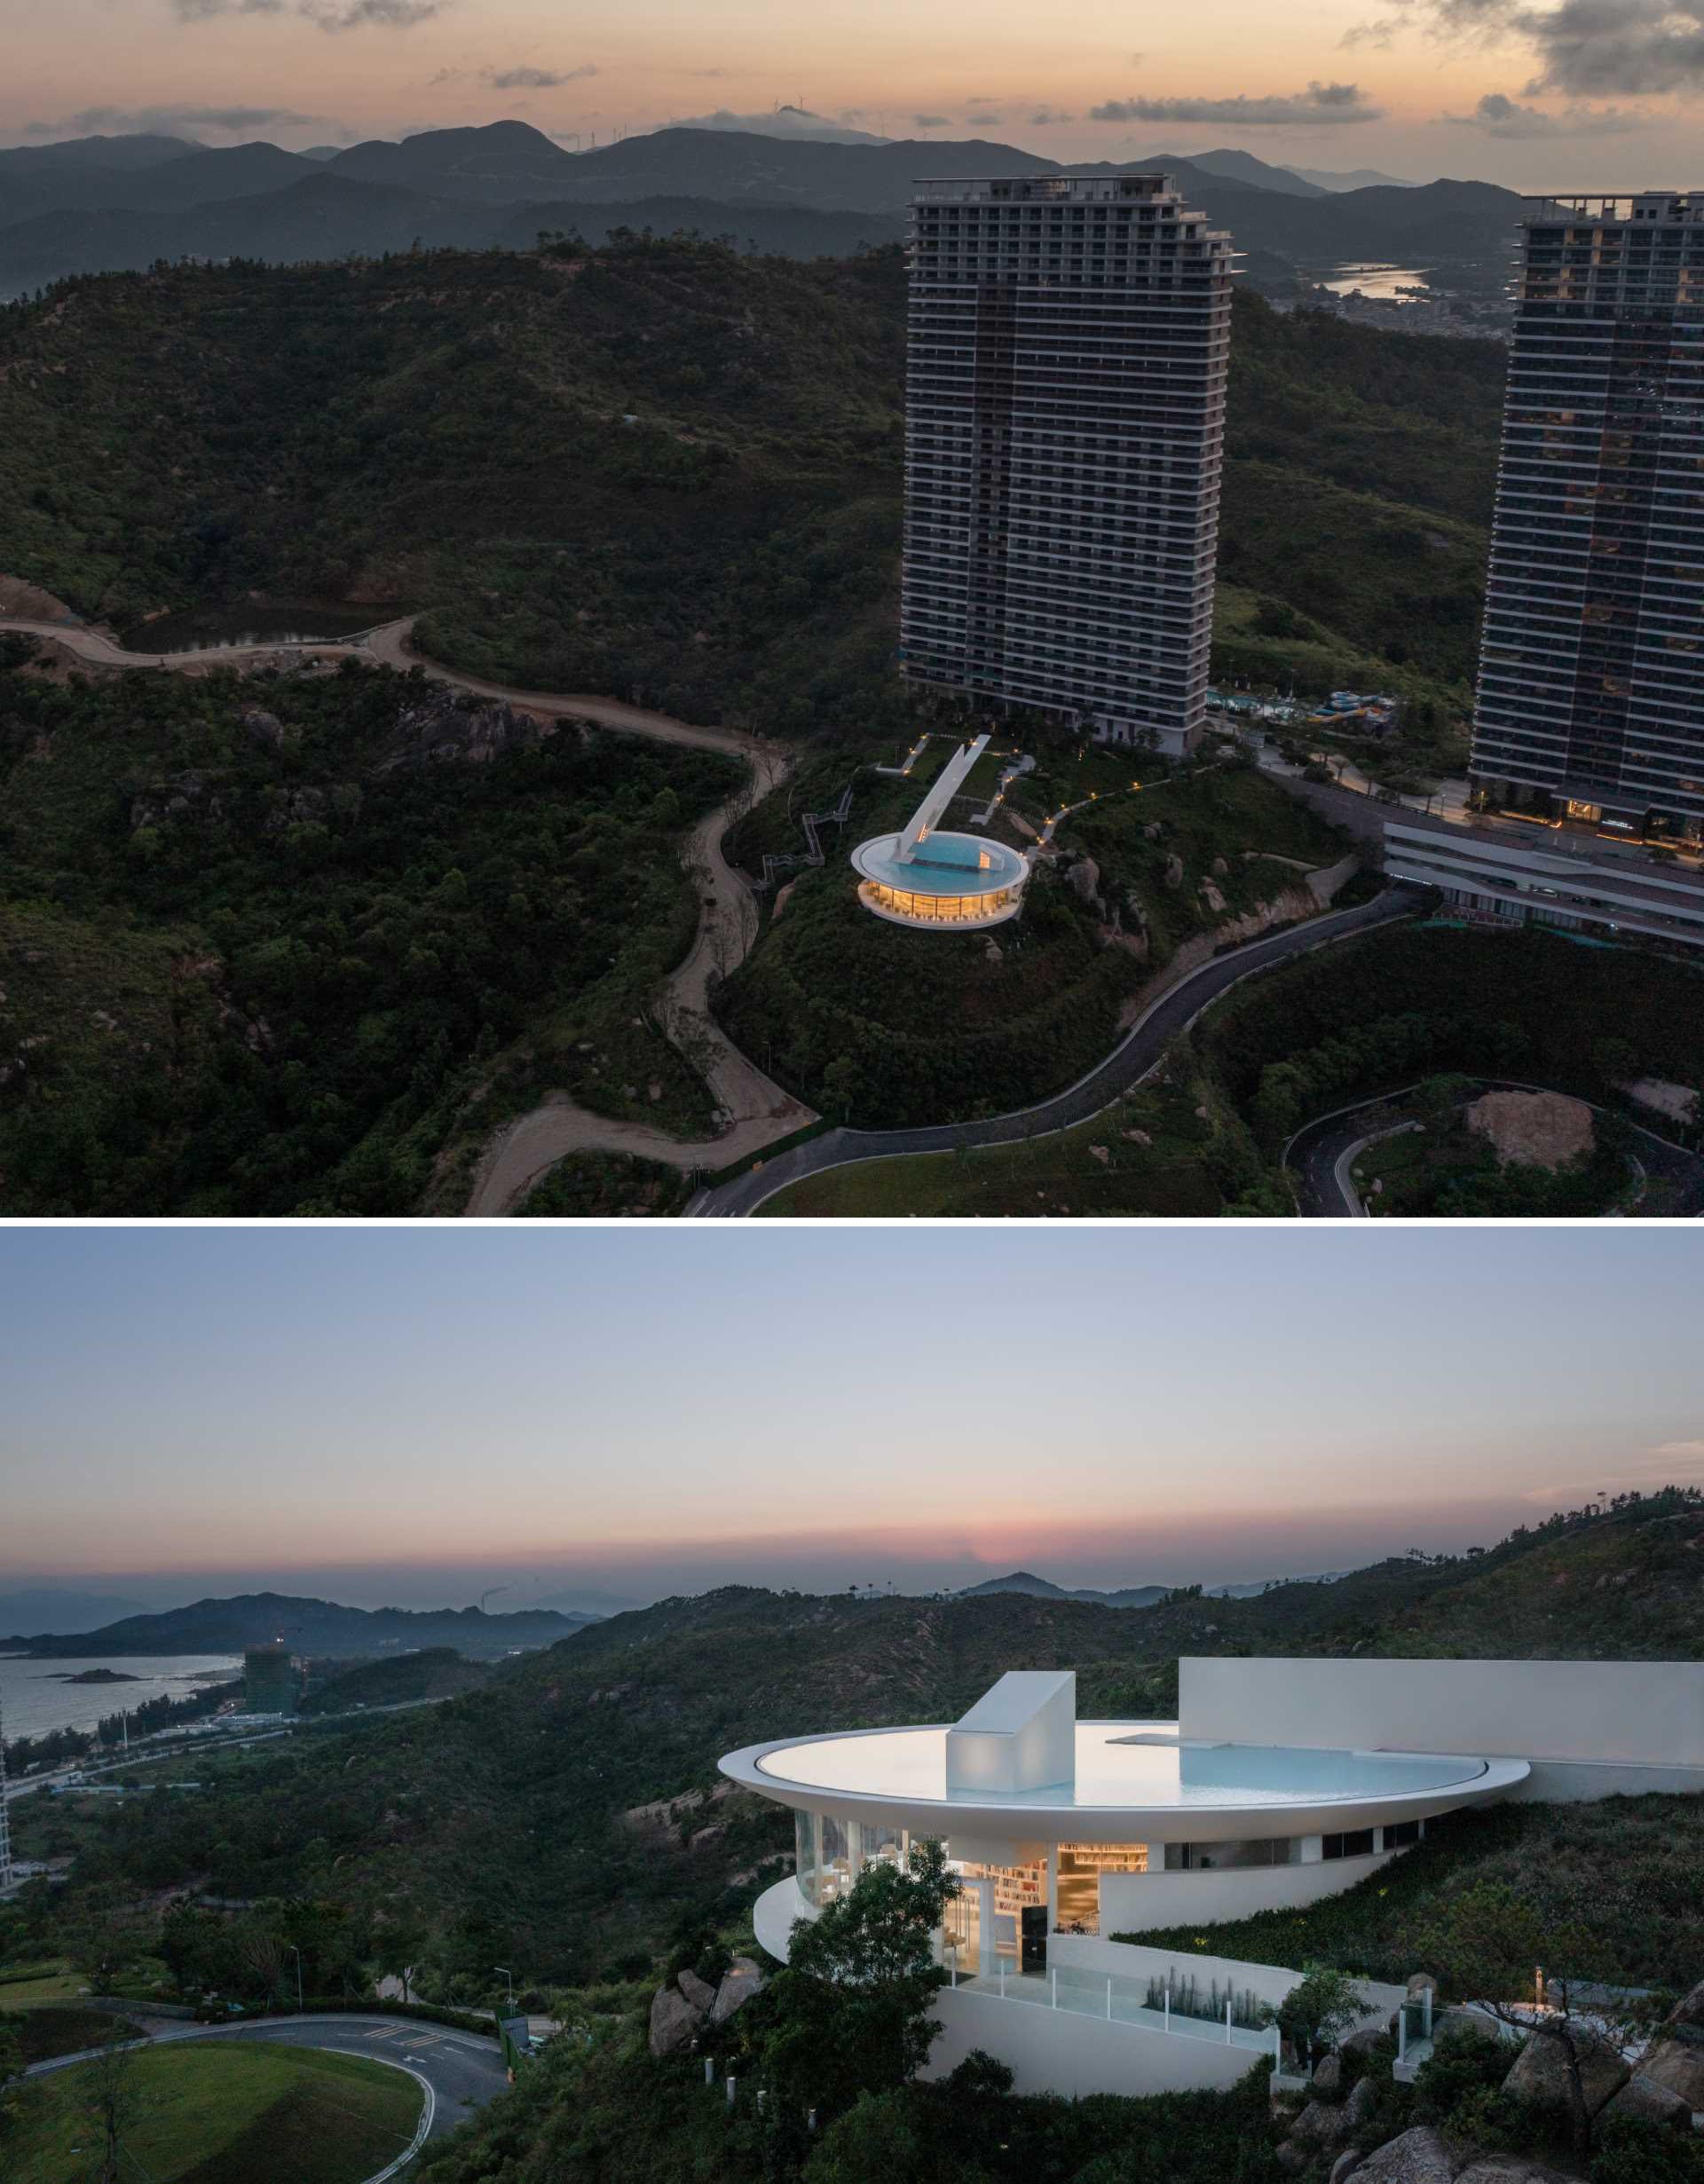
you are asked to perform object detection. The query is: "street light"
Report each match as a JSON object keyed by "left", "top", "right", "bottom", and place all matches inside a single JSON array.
[
  {"left": 288, "top": 1944, "right": 303, "bottom": 2013},
  {"left": 494, "top": 1966, "right": 515, "bottom": 2010}
]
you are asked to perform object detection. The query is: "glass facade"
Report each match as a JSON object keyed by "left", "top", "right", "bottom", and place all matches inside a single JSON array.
[
  {"left": 794, "top": 1813, "right": 912, "bottom": 1906},
  {"left": 1164, "top": 1838, "right": 1301, "bottom": 1871},
  {"left": 865, "top": 880, "right": 1020, "bottom": 925}
]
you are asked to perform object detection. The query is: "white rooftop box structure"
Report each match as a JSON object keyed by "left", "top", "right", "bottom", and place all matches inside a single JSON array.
[{"left": 946, "top": 1670, "right": 1076, "bottom": 1795}]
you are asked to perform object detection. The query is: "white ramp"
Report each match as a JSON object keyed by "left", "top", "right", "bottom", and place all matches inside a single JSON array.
[{"left": 894, "top": 735, "right": 990, "bottom": 864}]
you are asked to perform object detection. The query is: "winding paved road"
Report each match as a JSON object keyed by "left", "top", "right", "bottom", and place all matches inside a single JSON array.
[
  {"left": 1288, "top": 1080, "right": 1704, "bottom": 1218},
  {"left": 689, "top": 887, "right": 1422, "bottom": 1216},
  {"left": 25, "top": 2010, "right": 509, "bottom": 2149}
]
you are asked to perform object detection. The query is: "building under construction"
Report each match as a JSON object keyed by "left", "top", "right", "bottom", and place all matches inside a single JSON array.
[{"left": 242, "top": 1644, "right": 298, "bottom": 1716}]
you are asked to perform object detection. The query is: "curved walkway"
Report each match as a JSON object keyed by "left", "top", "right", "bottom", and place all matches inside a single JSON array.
[
  {"left": 23, "top": 2011, "right": 509, "bottom": 2155},
  {"left": 690, "top": 887, "right": 1420, "bottom": 1217},
  {"left": 0, "top": 605, "right": 815, "bottom": 1212},
  {"left": 1287, "top": 1079, "right": 1704, "bottom": 1218}
]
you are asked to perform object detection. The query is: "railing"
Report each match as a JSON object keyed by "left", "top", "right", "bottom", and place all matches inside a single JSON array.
[{"left": 946, "top": 1959, "right": 1282, "bottom": 2064}]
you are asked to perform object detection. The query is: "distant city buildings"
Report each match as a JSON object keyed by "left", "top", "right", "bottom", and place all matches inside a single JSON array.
[
  {"left": 900, "top": 174, "right": 1235, "bottom": 758},
  {"left": 1471, "top": 192, "right": 1704, "bottom": 844},
  {"left": 0, "top": 1690, "right": 12, "bottom": 1891}
]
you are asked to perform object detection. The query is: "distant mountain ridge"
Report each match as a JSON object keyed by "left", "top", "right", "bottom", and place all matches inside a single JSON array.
[
  {"left": 957, "top": 1568, "right": 1345, "bottom": 1608},
  {"left": 0, "top": 119, "right": 1519, "bottom": 298},
  {"left": 6, "top": 1589, "right": 602, "bottom": 1660}
]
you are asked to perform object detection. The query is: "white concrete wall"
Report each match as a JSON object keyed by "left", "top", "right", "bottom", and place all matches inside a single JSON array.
[
  {"left": 1098, "top": 1850, "right": 1396, "bottom": 1931},
  {"left": 926, "top": 1983, "right": 1258, "bottom": 2099},
  {"left": 1048, "top": 1932, "right": 1405, "bottom": 2023},
  {"left": 1513, "top": 1759, "right": 1704, "bottom": 1802},
  {"left": 1180, "top": 1658, "right": 1704, "bottom": 1770}
]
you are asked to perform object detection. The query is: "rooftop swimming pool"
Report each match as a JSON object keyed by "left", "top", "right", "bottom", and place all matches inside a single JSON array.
[{"left": 754, "top": 1723, "right": 1490, "bottom": 1810}]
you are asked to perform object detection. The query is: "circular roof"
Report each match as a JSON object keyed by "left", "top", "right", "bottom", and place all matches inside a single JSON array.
[
  {"left": 721, "top": 1722, "right": 1528, "bottom": 1840},
  {"left": 852, "top": 830, "right": 1029, "bottom": 897}
]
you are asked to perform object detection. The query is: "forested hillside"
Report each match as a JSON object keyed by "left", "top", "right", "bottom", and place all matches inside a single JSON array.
[
  {"left": 6, "top": 1493, "right": 1698, "bottom": 2005},
  {"left": 0, "top": 239, "right": 1504, "bottom": 737},
  {"left": 0, "top": 645, "right": 738, "bottom": 1213}
]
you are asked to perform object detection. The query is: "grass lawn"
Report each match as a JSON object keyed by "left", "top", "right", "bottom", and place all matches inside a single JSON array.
[
  {"left": 0, "top": 1966, "right": 84, "bottom": 2010},
  {"left": 755, "top": 1083, "right": 1227, "bottom": 1218},
  {"left": 8, "top": 2041, "right": 423, "bottom": 2184}
]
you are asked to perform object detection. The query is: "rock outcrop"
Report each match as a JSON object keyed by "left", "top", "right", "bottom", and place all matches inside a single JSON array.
[
  {"left": 1502, "top": 2028, "right": 1629, "bottom": 2118},
  {"left": 1350, "top": 2127, "right": 1470, "bottom": 2183},
  {"left": 710, "top": 1956, "right": 766, "bottom": 2026},
  {"left": 1637, "top": 1976, "right": 1704, "bottom": 2113},
  {"left": 648, "top": 1982, "right": 704, "bottom": 2057},
  {"left": 373, "top": 690, "right": 548, "bottom": 773},
  {"left": 1602, "top": 2073, "right": 1694, "bottom": 2132},
  {"left": 676, "top": 1968, "right": 718, "bottom": 2015}
]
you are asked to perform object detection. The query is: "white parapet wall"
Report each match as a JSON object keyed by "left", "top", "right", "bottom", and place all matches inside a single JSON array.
[
  {"left": 1047, "top": 1932, "right": 1407, "bottom": 2023},
  {"left": 1179, "top": 1658, "right": 1704, "bottom": 1799},
  {"left": 1098, "top": 1849, "right": 1396, "bottom": 1931},
  {"left": 927, "top": 1983, "right": 1259, "bottom": 2100}
]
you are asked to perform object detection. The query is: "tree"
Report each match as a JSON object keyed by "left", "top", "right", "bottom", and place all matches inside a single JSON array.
[
  {"left": 1273, "top": 1964, "right": 1374, "bottom": 2069},
  {"left": 1411, "top": 1879, "right": 1638, "bottom": 2168},
  {"left": 80, "top": 2037, "right": 148, "bottom": 2184},
  {"left": 0, "top": 2015, "right": 22, "bottom": 2138},
  {"left": 759, "top": 1838, "right": 958, "bottom": 2125}
]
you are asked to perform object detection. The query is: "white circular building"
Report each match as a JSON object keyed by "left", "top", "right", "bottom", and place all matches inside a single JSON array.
[
  {"left": 853, "top": 733, "right": 1030, "bottom": 929},
  {"left": 721, "top": 1670, "right": 1526, "bottom": 1978}
]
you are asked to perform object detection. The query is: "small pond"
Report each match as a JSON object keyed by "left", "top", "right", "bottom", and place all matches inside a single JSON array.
[{"left": 119, "top": 602, "right": 406, "bottom": 653}]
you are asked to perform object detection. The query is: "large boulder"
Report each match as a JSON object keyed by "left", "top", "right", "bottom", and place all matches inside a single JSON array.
[
  {"left": 710, "top": 1956, "right": 767, "bottom": 2027},
  {"left": 1344, "top": 2078, "right": 1381, "bottom": 2129},
  {"left": 1314, "top": 2052, "right": 1344, "bottom": 2093},
  {"left": 1638, "top": 1977, "right": 1704, "bottom": 2113},
  {"left": 1351, "top": 2128, "right": 1471, "bottom": 2184},
  {"left": 648, "top": 1983, "right": 705, "bottom": 2057},
  {"left": 1503, "top": 2029, "right": 1629, "bottom": 2118},
  {"left": 676, "top": 1968, "right": 718, "bottom": 2015},
  {"left": 1329, "top": 2155, "right": 1364, "bottom": 2184},
  {"left": 1603, "top": 2073, "right": 1694, "bottom": 2132},
  {"left": 1279, "top": 2101, "right": 1353, "bottom": 2172}
]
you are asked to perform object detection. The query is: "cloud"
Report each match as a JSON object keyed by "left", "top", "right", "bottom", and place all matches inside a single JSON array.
[
  {"left": 1027, "top": 106, "right": 1076, "bottom": 124},
  {"left": 482, "top": 64, "right": 596, "bottom": 90},
  {"left": 299, "top": 0, "right": 441, "bottom": 26},
  {"left": 1088, "top": 81, "right": 1384, "bottom": 124},
  {"left": 26, "top": 101, "right": 329, "bottom": 138},
  {"left": 1441, "top": 87, "right": 1640, "bottom": 129},
  {"left": 1653, "top": 1439, "right": 1704, "bottom": 1459},
  {"left": 1345, "top": 0, "right": 1704, "bottom": 99},
  {"left": 965, "top": 111, "right": 1004, "bottom": 126},
  {"left": 913, "top": 113, "right": 952, "bottom": 128},
  {"left": 172, "top": 0, "right": 441, "bottom": 20}
]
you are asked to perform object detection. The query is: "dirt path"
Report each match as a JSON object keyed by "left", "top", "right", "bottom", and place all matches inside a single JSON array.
[{"left": 0, "top": 604, "right": 816, "bottom": 1212}]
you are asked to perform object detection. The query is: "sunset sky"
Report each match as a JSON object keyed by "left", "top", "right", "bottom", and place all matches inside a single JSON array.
[
  {"left": 4, "top": 0, "right": 1703, "bottom": 185},
  {"left": 3, "top": 1226, "right": 1700, "bottom": 1612}
]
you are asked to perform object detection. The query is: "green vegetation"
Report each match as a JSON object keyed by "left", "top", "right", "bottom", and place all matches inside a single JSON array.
[
  {"left": 414, "top": 2005, "right": 1288, "bottom": 2184},
  {"left": 1348, "top": 1079, "right": 1637, "bottom": 1217},
  {"left": 1195, "top": 923, "right": 1704, "bottom": 1167},
  {"left": 1115, "top": 1794, "right": 1704, "bottom": 1991},
  {"left": 3, "top": 246, "right": 1496, "bottom": 739},
  {"left": 9, "top": 2005, "right": 138, "bottom": 2062},
  {"left": 4, "top": 2040, "right": 421, "bottom": 2184},
  {"left": 301, "top": 1647, "right": 493, "bottom": 1715},
  {"left": 0, "top": 652, "right": 738, "bottom": 1213},
  {"left": 515, "top": 1149, "right": 695, "bottom": 1217},
  {"left": 756, "top": 1083, "right": 1231, "bottom": 1218},
  {"left": 718, "top": 759, "right": 1350, "bottom": 1131}
]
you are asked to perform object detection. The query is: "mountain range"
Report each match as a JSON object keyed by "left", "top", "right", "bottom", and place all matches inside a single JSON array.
[
  {"left": 955, "top": 1568, "right": 1345, "bottom": 1607},
  {"left": 4, "top": 1589, "right": 603, "bottom": 1660},
  {"left": 0, "top": 118, "right": 1519, "bottom": 299}
]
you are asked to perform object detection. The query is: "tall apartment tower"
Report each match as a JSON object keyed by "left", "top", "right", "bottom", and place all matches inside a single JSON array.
[
  {"left": 1471, "top": 192, "right": 1704, "bottom": 840},
  {"left": 901, "top": 174, "right": 1235, "bottom": 757},
  {"left": 0, "top": 1688, "right": 13, "bottom": 1892}
]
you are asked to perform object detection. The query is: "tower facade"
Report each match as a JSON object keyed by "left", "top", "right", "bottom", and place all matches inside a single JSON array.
[
  {"left": 0, "top": 1689, "right": 13, "bottom": 1892},
  {"left": 1471, "top": 192, "right": 1704, "bottom": 839},
  {"left": 901, "top": 174, "right": 1235, "bottom": 757}
]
